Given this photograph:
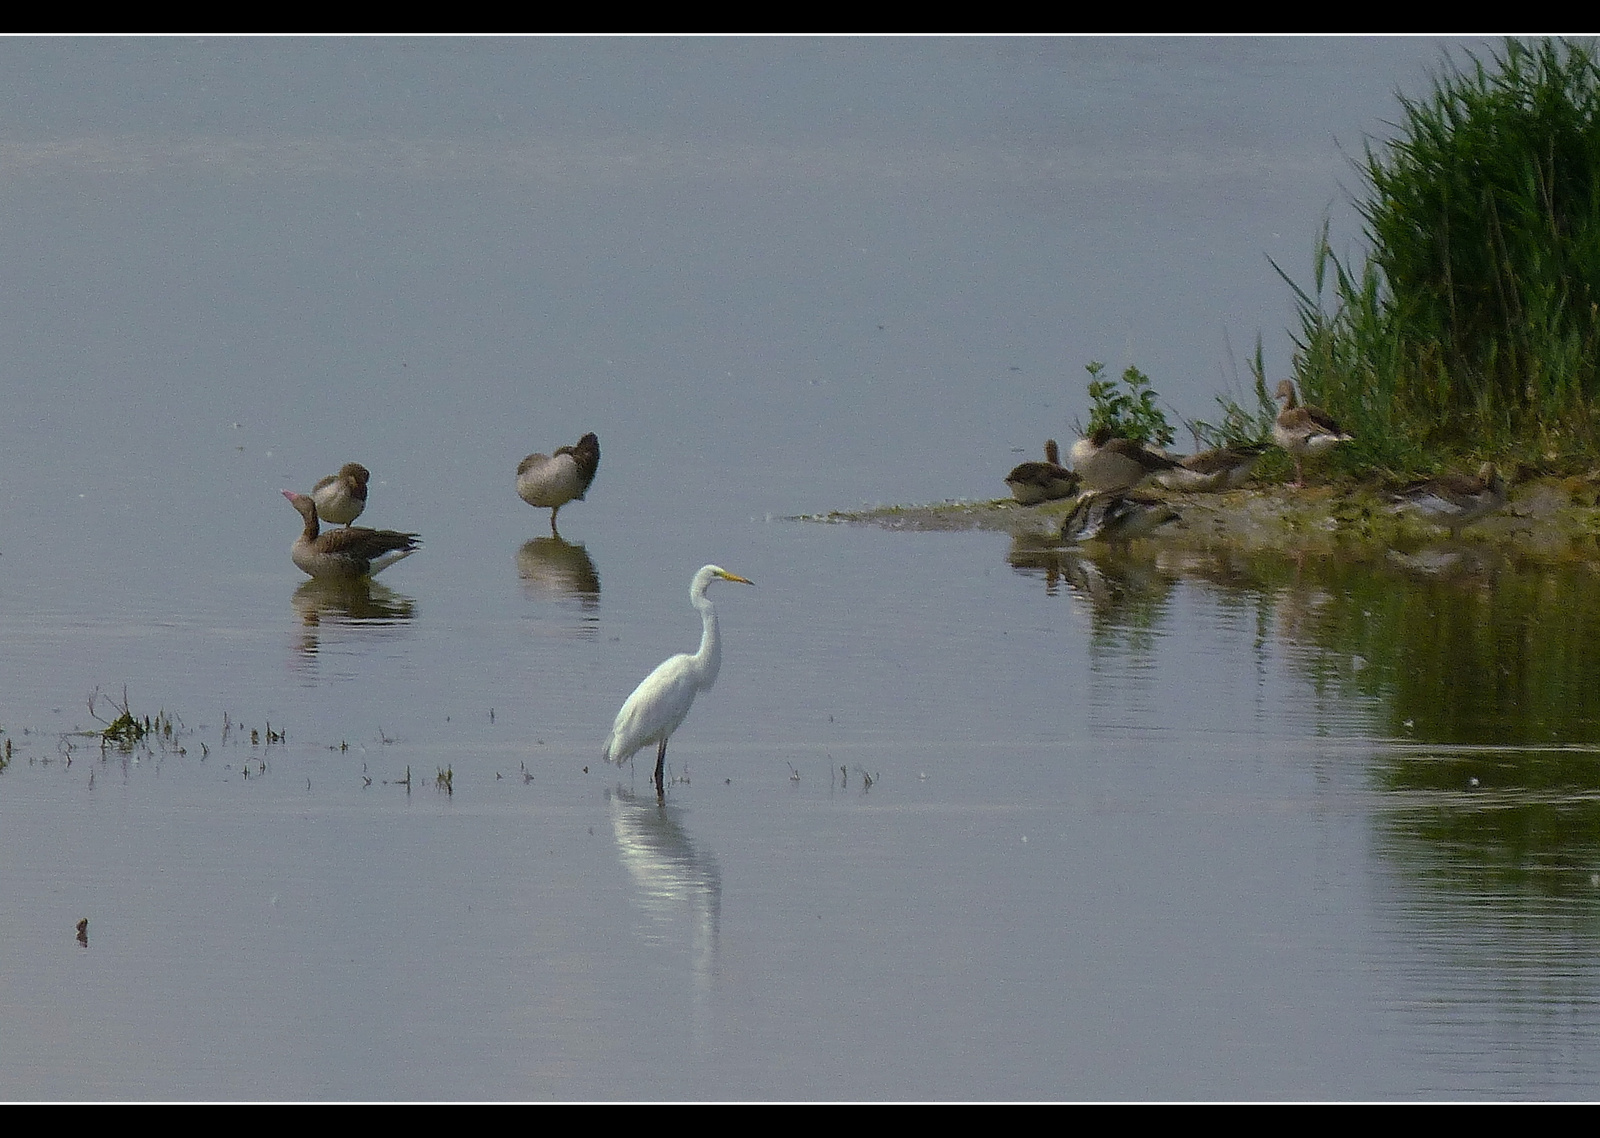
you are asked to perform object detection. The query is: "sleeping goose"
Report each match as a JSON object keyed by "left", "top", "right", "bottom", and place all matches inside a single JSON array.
[
  {"left": 1005, "top": 439, "right": 1081, "bottom": 505},
  {"left": 1060, "top": 490, "right": 1180, "bottom": 545},
  {"left": 518, "top": 432, "right": 600, "bottom": 536},
  {"left": 1273, "top": 380, "right": 1353, "bottom": 487},
  {"left": 1069, "top": 426, "right": 1183, "bottom": 492},
  {"left": 1392, "top": 462, "right": 1507, "bottom": 536},
  {"left": 310, "top": 462, "right": 370, "bottom": 527},
  {"left": 282, "top": 490, "right": 420, "bottom": 579},
  {"left": 1154, "top": 443, "right": 1270, "bottom": 492}
]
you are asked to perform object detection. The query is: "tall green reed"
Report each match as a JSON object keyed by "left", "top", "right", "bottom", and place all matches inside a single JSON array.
[{"left": 1280, "top": 39, "right": 1600, "bottom": 472}]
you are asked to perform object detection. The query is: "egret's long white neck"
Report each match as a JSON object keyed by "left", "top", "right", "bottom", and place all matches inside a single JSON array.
[{"left": 691, "top": 588, "right": 722, "bottom": 691}]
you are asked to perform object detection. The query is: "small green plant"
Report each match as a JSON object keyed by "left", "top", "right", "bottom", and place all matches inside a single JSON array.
[{"left": 1082, "top": 361, "right": 1176, "bottom": 447}]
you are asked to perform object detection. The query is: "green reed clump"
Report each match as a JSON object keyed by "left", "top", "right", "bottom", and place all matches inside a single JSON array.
[{"left": 1283, "top": 39, "right": 1600, "bottom": 472}]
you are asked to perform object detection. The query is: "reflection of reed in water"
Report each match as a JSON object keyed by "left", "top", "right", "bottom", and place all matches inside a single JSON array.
[
  {"left": 517, "top": 537, "right": 600, "bottom": 613},
  {"left": 1375, "top": 742, "right": 1600, "bottom": 907},
  {"left": 1370, "top": 742, "right": 1600, "bottom": 1066},
  {"left": 290, "top": 578, "right": 417, "bottom": 664},
  {"left": 607, "top": 787, "right": 721, "bottom": 1044}
]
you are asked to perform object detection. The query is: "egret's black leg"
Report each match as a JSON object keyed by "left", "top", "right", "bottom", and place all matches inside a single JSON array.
[
  {"left": 549, "top": 506, "right": 561, "bottom": 536},
  {"left": 654, "top": 738, "right": 667, "bottom": 797}
]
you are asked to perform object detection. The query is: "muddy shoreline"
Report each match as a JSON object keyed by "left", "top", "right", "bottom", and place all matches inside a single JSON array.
[{"left": 797, "top": 476, "right": 1600, "bottom": 566}]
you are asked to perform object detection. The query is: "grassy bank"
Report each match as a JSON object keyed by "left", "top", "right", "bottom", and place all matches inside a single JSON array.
[{"left": 1280, "top": 39, "right": 1600, "bottom": 475}]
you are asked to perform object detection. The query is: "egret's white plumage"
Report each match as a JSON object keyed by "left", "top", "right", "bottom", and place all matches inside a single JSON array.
[{"left": 604, "top": 565, "right": 754, "bottom": 796}]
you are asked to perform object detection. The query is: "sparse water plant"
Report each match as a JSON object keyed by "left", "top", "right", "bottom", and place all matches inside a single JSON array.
[{"left": 87, "top": 687, "right": 182, "bottom": 754}]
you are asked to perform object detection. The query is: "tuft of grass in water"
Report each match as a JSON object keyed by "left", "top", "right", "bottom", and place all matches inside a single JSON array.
[
  {"left": 90, "top": 686, "right": 160, "bottom": 752},
  {"left": 1277, "top": 38, "right": 1600, "bottom": 475}
]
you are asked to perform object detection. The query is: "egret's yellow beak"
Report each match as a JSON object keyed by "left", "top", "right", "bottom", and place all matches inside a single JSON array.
[{"left": 717, "top": 571, "right": 755, "bottom": 586}]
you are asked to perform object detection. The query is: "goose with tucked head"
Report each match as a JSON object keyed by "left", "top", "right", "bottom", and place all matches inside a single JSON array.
[
  {"left": 1155, "top": 443, "right": 1270, "bottom": 492},
  {"left": 1392, "top": 462, "right": 1507, "bottom": 536},
  {"left": 518, "top": 432, "right": 600, "bottom": 536},
  {"left": 311, "top": 462, "right": 370, "bottom": 527},
  {"left": 1006, "top": 439, "right": 1081, "bottom": 505},
  {"left": 1070, "top": 426, "right": 1182, "bottom": 492}
]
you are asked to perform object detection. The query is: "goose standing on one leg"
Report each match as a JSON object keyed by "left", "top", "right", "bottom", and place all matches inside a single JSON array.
[
  {"left": 311, "top": 462, "right": 370, "bottom": 527},
  {"left": 604, "top": 565, "right": 754, "bottom": 798},
  {"left": 518, "top": 432, "right": 600, "bottom": 536},
  {"left": 1273, "top": 380, "right": 1353, "bottom": 488},
  {"left": 282, "top": 490, "right": 420, "bottom": 579}
]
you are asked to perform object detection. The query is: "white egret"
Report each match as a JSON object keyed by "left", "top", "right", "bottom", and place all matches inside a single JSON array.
[
  {"left": 282, "top": 490, "right": 420, "bottom": 579},
  {"left": 518, "top": 432, "right": 600, "bottom": 536},
  {"left": 311, "top": 462, "right": 370, "bottom": 527},
  {"left": 605, "top": 565, "right": 754, "bottom": 796},
  {"left": 1273, "top": 380, "right": 1353, "bottom": 487}
]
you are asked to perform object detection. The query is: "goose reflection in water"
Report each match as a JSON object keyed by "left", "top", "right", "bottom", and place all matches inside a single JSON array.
[
  {"left": 607, "top": 788, "right": 721, "bottom": 1013},
  {"left": 1007, "top": 533, "right": 1176, "bottom": 615},
  {"left": 290, "top": 578, "right": 417, "bottom": 663},
  {"left": 1385, "top": 545, "right": 1502, "bottom": 578},
  {"left": 516, "top": 536, "right": 600, "bottom": 610}
]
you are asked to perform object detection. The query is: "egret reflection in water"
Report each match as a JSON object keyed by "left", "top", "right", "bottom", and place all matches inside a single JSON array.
[{"left": 607, "top": 787, "right": 722, "bottom": 1027}]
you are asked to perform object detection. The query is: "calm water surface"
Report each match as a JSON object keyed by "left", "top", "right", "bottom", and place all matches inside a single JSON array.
[{"left": 10, "top": 37, "right": 1600, "bottom": 1101}]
